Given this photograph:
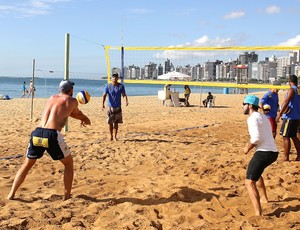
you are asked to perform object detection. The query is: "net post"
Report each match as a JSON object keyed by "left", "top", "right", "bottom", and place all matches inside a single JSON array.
[
  {"left": 104, "top": 45, "right": 111, "bottom": 83},
  {"left": 64, "top": 32, "right": 70, "bottom": 132},
  {"left": 30, "top": 59, "right": 35, "bottom": 121},
  {"left": 121, "top": 46, "right": 124, "bottom": 83}
]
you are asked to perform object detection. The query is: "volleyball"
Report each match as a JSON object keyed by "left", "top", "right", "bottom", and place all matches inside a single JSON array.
[
  {"left": 76, "top": 90, "right": 90, "bottom": 104},
  {"left": 263, "top": 104, "right": 271, "bottom": 111}
]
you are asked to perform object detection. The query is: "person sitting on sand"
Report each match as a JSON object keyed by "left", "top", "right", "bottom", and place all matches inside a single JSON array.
[
  {"left": 7, "top": 80, "right": 91, "bottom": 201},
  {"left": 242, "top": 95, "right": 278, "bottom": 216}
]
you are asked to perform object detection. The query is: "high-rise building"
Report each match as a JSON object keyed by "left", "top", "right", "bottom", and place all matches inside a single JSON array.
[
  {"left": 191, "top": 64, "right": 202, "bottom": 80},
  {"left": 144, "top": 62, "right": 157, "bottom": 79},
  {"left": 277, "top": 57, "right": 290, "bottom": 78},
  {"left": 158, "top": 64, "right": 163, "bottom": 76},
  {"left": 239, "top": 52, "right": 258, "bottom": 64},
  {"left": 164, "top": 59, "right": 172, "bottom": 73},
  {"left": 128, "top": 64, "right": 141, "bottom": 79},
  {"left": 203, "top": 61, "right": 214, "bottom": 80}
]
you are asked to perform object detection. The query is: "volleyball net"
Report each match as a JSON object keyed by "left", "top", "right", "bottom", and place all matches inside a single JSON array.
[{"left": 104, "top": 46, "right": 300, "bottom": 91}]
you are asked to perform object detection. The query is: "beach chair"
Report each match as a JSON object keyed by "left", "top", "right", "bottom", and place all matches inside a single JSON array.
[
  {"left": 179, "top": 97, "right": 186, "bottom": 106},
  {"left": 158, "top": 90, "right": 171, "bottom": 106},
  {"left": 170, "top": 92, "right": 181, "bottom": 107},
  {"left": 207, "top": 96, "right": 216, "bottom": 108}
]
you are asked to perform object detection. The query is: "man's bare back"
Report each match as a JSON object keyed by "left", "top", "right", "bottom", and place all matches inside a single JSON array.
[{"left": 40, "top": 93, "right": 90, "bottom": 131}]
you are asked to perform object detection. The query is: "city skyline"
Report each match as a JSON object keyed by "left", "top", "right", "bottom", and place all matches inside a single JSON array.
[{"left": 117, "top": 50, "right": 300, "bottom": 83}]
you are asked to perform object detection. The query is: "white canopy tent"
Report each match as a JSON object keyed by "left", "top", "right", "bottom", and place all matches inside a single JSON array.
[{"left": 157, "top": 71, "right": 192, "bottom": 81}]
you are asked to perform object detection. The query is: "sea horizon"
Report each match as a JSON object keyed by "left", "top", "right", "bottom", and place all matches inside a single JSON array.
[{"left": 0, "top": 76, "right": 265, "bottom": 99}]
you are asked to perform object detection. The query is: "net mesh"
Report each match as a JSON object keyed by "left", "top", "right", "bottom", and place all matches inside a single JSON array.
[{"left": 104, "top": 46, "right": 300, "bottom": 90}]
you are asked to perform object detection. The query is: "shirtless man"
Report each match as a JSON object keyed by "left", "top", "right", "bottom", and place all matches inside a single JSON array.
[{"left": 7, "top": 80, "right": 91, "bottom": 200}]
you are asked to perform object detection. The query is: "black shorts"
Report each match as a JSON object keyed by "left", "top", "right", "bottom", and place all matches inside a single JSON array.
[
  {"left": 279, "top": 119, "right": 299, "bottom": 137},
  {"left": 107, "top": 107, "right": 123, "bottom": 124},
  {"left": 26, "top": 127, "right": 70, "bottom": 160},
  {"left": 246, "top": 151, "right": 278, "bottom": 181}
]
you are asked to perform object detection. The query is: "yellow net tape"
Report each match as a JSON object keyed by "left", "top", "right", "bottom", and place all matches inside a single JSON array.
[
  {"left": 123, "top": 79, "right": 289, "bottom": 90},
  {"left": 106, "top": 46, "right": 300, "bottom": 51}
]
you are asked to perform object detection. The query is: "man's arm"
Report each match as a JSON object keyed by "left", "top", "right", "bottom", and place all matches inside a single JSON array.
[
  {"left": 102, "top": 93, "right": 107, "bottom": 110},
  {"left": 276, "top": 88, "right": 294, "bottom": 121},
  {"left": 243, "top": 142, "right": 255, "bottom": 154},
  {"left": 122, "top": 92, "right": 129, "bottom": 106},
  {"left": 70, "top": 101, "right": 91, "bottom": 126}
]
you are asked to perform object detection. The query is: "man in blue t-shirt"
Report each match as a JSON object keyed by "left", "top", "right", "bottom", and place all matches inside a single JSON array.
[
  {"left": 102, "top": 73, "right": 129, "bottom": 141},
  {"left": 276, "top": 75, "right": 300, "bottom": 161},
  {"left": 260, "top": 88, "right": 279, "bottom": 138}
]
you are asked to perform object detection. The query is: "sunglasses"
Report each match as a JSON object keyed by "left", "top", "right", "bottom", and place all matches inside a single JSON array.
[{"left": 243, "top": 103, "right": 249, "bottom": 106}]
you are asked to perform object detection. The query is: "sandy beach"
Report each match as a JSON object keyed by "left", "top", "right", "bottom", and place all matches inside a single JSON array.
[{"left": 0, "top": 91, "right": 299, "bottom": 229}]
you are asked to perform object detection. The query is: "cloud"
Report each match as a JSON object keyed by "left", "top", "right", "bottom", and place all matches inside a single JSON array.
[
  {"left": 0, "top": 0, "right": 71, "bottom": 17},
  {"left": 265, "top": 5, "right": 281, "bottom": 14},
  {"left": 192, "top": 35, "right": 236, "bottom": 46},
  {"left": 223, "top": 10, "right": 245, "bottom": 19},
  {"left": 277, "top": 35, "right": 300, "bottom": 46},
  {"left": 154, "top": 35, "right": 238, "bottom": 60}
]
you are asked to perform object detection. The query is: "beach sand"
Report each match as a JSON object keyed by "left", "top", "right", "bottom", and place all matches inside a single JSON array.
[{"left": 0, "top": 92, "right": 299, "bottom": 229}]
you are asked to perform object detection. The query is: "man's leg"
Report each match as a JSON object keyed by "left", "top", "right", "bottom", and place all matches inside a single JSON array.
[
  {"left": 291, "top": 136, "right": 300, "bottom": 161},
  {"left": 283, "top": 137, "right": 291, "bottom": 161},
  {"left": 7, "top": 158, "right": 37, "bottom": 199},
  {"left": 257, "top": 176, "right": 268, "bottom": 203},
  {"left": 59, "top": 154, "right": 73, "bottom": 200},
  {"left": 109, "top": 124, "right": 113, "bottom": 141},
  {"left": 245, "top": 179, "right": 262, "bottom": 216},
  {"left": 114, "top": 123, "right": 119, "bottom": 141}
]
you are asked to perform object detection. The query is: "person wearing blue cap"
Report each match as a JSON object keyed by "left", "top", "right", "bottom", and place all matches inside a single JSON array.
[{"left": 242, "top": 94, "right": 278, "bottom": 216}]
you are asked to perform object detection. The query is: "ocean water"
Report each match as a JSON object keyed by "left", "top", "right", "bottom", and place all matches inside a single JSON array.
[{"left": 0, "top": 77, "right": 260, "bottom": 99}]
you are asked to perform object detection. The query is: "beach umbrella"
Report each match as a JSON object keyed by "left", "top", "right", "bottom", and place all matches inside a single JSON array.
[{"left": 157, "top": 71, "right": 192, "bottom": 81}]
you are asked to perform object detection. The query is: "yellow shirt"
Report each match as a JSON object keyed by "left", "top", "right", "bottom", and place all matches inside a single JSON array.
[{"left": 184, "top": 87, "right": 191, "bottom": 95}]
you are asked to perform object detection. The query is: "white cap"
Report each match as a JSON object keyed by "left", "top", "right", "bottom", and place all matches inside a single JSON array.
[{"left": 59, "top": 80, "right": 75, "bottom": 92}]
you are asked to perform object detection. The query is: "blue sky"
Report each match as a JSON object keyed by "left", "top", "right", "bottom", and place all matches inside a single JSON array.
[{"left": 1, "top": 0, "right": 300, "bottom": 78}]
